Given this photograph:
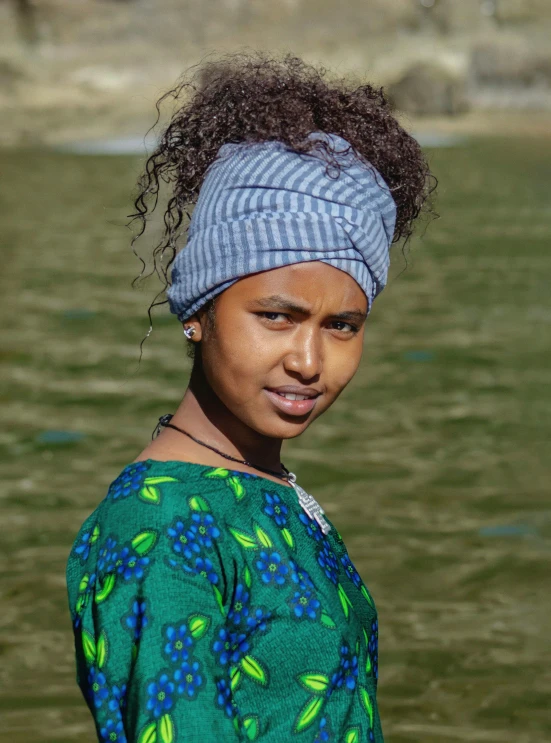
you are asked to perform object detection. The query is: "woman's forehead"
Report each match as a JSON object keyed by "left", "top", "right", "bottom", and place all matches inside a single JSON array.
[{"left": 222, "top": 261, "right": 369, "bottom": 312}]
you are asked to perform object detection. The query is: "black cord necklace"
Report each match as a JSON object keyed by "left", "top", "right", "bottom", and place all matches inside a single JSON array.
[
  {"left": 152, "top": 413, "right": 332, "bottom": 535},
  {"left": 153, "top": 414, "right": 290, "bottom": 482}
]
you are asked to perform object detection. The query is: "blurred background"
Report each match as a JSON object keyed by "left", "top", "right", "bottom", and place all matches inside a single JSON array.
[{"left": 1, "top": 1, "right": 550, "bottom": 742}]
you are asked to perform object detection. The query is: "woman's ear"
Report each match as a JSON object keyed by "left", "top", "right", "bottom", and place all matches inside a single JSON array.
[{"left": 182, "top": 314, "right": 202, "bottom": 342}]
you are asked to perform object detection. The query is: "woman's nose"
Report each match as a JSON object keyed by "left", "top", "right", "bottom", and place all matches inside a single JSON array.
[{"left": 283, "top": 328, "right": 323, "bottom": 380}]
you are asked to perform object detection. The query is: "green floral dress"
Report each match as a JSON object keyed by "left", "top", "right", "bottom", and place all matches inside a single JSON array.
[{"left": 66, "top": 459, "right": 382, "bottom": 743}]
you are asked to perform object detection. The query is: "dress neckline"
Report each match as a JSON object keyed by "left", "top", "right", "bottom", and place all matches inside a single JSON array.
[{"left": 127, "top": 458, "right": 295, "bottom": 491}]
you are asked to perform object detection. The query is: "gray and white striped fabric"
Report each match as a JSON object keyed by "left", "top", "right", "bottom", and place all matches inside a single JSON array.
[{"left": 167, "top": 131, "right": 397, "bottom": 321}]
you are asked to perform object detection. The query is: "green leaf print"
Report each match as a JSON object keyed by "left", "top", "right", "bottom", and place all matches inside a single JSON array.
[
  {"left": 320, "top": 611, "right": 337, "bottom": 630},
  {"left": 242, "top": 714, "right": 260, "bottom": 740},
  {"left": 82, "top": 630, "right": 96, "bottom": 664},
  {"left": 139, "top": 485, "right": 161, "bottom": 505},
  {"left": 212, "top": 584, "right": 225, "bottom": 615},
  {"left": 226, "top": 476, "right": 245, "bottom": 501},
  {"left": 230, "top": 665, "right": 241, "bottom": 691},
  {"left": 281, "top": 527, "right": 294, "bottom": 550},
  {"left": 90, "top": 524, "right": 100, "bottom": 545},
  {"left": 361, "top": 584, "right": 374, "bottom": 607},
  {"left": 131, "top": 530, "right": 157, "bottom": 556},
  {"left": 293, "top": 695, "right": 325, "bottom": 733},
  {"left": 188, "top": 613, "right": 211, "bottom": 640},
  {"left": 343, "top": 726, "right": 360, "bottom": 743},
  {"left": 337, "top": 583, "right": 353, "bottom": 619},
  {"left": 240, "top": 654, "right": 269, "bottom": 686},
  {"left": 253, "top": 522, "right": 273, "bottom": 548},
  {"left": 95, "top": 573, "right": 116, "bottom": 603},
  {"left": 244, "top": 565, "right": 252, "bottom": 588},
  {"left": 78, "top": 573, "right": 90, "bottom": 594},
  {"left": 188, "top": 495, "right": 210, "bottom": 512},
  {"left": 362, "top": 629, "right": 373, "bottom": 673},
  {"left": 359, "top": 686, "right": 374, "bottom": 729},
  {"left": 159, "top": 714, "right": 174, "bottom": 743},
  {"left": 75, "top": 593, "right": 87, "bottom": 615},
  {"left": 96, "top": 630, "right": 108, "bottom": 669},
  {"left": 143, "top": 476, "right": 178, "bottom": 486},
  {"left": 137, "top": 721, "right": 157, "bottom": 743},
  {"left": 228, "top": 527, "right": 257, "bottom": 550},
  {"left": 297, "top": 673, "right": 330, "bottom": 695},
  {"left": 204, "top": 467, "right": 229, "bottom": 478}
]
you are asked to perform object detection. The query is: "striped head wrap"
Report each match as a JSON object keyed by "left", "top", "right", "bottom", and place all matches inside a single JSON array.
[{"left": 167, "top": 131, "right": 397, "bottom": 321}]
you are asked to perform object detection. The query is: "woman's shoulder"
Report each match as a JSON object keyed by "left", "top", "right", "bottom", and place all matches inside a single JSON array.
[
  {"left": 83, "top": 459, "right": 243, "bottom": 534},
  {"left": 66, "top": 460, "right": 241, "bottom": 599},
  {"left": 67, "top": 460, "right": 237, "bottom": 568}
]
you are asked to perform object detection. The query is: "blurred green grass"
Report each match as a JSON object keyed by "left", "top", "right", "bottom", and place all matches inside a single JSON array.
[{"left": 0, "top": 136, "right": 550, "bottom": 741}]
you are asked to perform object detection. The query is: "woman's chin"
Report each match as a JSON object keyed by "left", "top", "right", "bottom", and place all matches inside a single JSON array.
[{"left": 249, "top": 411, "right": 316, "bottom": 440}]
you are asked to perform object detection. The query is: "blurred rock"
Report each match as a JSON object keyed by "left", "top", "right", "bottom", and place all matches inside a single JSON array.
[
  {"left": 388, "top": 62, "right": 469, "bottom": 116},
  {"left": 471, "top": 38, "right": 551, "bottom": 88},
  {"left": 495, "top": 0, "right": 551, "bottom": 24},
  {"left": 0, "top": 58, "right": 25, "bottom": 94}
]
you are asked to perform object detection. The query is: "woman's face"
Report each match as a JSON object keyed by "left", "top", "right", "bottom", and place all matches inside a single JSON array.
[{"left": 191, "top": 261, "right": 369, "bottom": 440}]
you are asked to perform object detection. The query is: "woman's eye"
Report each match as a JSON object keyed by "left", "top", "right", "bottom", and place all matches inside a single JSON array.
[
  {"left": 330, "top": 321, "right": 358, "bottom": 333},
  {"left": 257, "top": 313, "right": 358, "bottom": 333},
  {"left": 260, "top": 312, "right": 288, "bottom": 323}
]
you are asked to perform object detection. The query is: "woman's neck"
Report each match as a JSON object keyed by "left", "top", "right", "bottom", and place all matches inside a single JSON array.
[{"left": 157, "top": 364, "right": 285, "bottom": 474}]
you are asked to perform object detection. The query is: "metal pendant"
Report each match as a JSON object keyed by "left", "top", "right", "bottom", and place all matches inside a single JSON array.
[{"left": 287, "top": 472, "right": 332, "bottom": 535}]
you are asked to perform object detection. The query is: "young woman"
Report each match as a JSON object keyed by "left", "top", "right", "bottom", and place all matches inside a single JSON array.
[{"left": 66, "top": 52, "right": 434, "bottom": 743}]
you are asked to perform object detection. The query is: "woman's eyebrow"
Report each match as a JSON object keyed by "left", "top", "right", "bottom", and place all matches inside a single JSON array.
[{"left": 252, "top": 295, "right": 367, "bottom": 323}]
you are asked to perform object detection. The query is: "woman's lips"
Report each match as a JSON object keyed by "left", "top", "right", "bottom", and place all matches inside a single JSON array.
[{"left": 264, "top": 389, "right": 319, "bottom": 416}]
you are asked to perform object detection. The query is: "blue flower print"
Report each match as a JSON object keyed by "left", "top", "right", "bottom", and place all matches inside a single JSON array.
[
  {"left": 368, "top": 619, "right": 379, "bottom": 680},
  {"left": 174, "top": 658, "right": 203, "bottom": 697},
  {"left": 115, "top": 546, "right": 150, "bottom": 581},
  {"left": 187, "top": 512, "right": 221, "bottom": 549},
  {"left": 167, "top": 520, "right": 201, "bottom": 560},
  {"left": 289, "top": 588, "right": 321, "bottom": 620},
  {"left": 228, "top": 583, "right": 250, "bottom": 626},
  {"left": 263, "top": 492, "right": 289, "bottom": 528},
  {"left": 341, "top": 553, "right": 362, "bottom": 589},
  {"left": 107, "top": 683, "right": 127, "bottom": 717},
  {"left": 146, "top": 674, "right": 175, "bottom": 719},
  {"left": 330, "top": 643, "right": 358, "bottom": 692},
  {"left": 88, "top": 666, "right": 109, "bottom": 708},
  {"left": 298, "top": 512, "right": 324, "bottom": 542},
  {"left": 255, "top": 550, "right": 289, "bottom": 586},
  {"left": 186, "top": 555, "right": 219, "bottom": 585},
  {"left": 215, "top": 678, "right": 238, "bottom": 719},
  {"left": 317, "top": 540, "right": 339, "bottom": 585},
  {"left": 109, "top": 461, "right": 150, "bottom": 501},
  {"left": 289, "top": 559, "right": 315, "bottom": 590},
  {"left": 212, "top": 627, "right": 249, "bottom": 666},
  {"left": 100, "top": 717, "right": 127, "bottom": 743},
  {"left": 123, "top": 599, "right": 148, "bottom": 641},
  {"left": 246, "top": 607, "right": 272, "bottom": 633},
  {"left": 164, "top": 624, "right": 194, "bottom": 664},
  {"left": 97, "top": 538, "right": 118, "bottom": 573},
  {"left": 230, "top": 470, "right": 258, "bottom": 480},
  {"left": 313, "top": 716, "right": 331, "bottom": 743},
  {"left": 75, "top": 526, "right": 98, "bottom": 561}
]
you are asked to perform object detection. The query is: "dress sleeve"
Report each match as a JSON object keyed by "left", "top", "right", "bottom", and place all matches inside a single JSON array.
[{"left": 68, "top": 486, "right": 241, "bottom": 743}]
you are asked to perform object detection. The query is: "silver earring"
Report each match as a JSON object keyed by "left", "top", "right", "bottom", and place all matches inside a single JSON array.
[{"left": 183, "top": 326, "right": 196, "bottom": 340}]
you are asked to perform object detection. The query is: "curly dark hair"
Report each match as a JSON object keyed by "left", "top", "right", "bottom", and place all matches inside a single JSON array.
[{"left": 129, "top": 50, "right": 437, "bottom": 361}]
